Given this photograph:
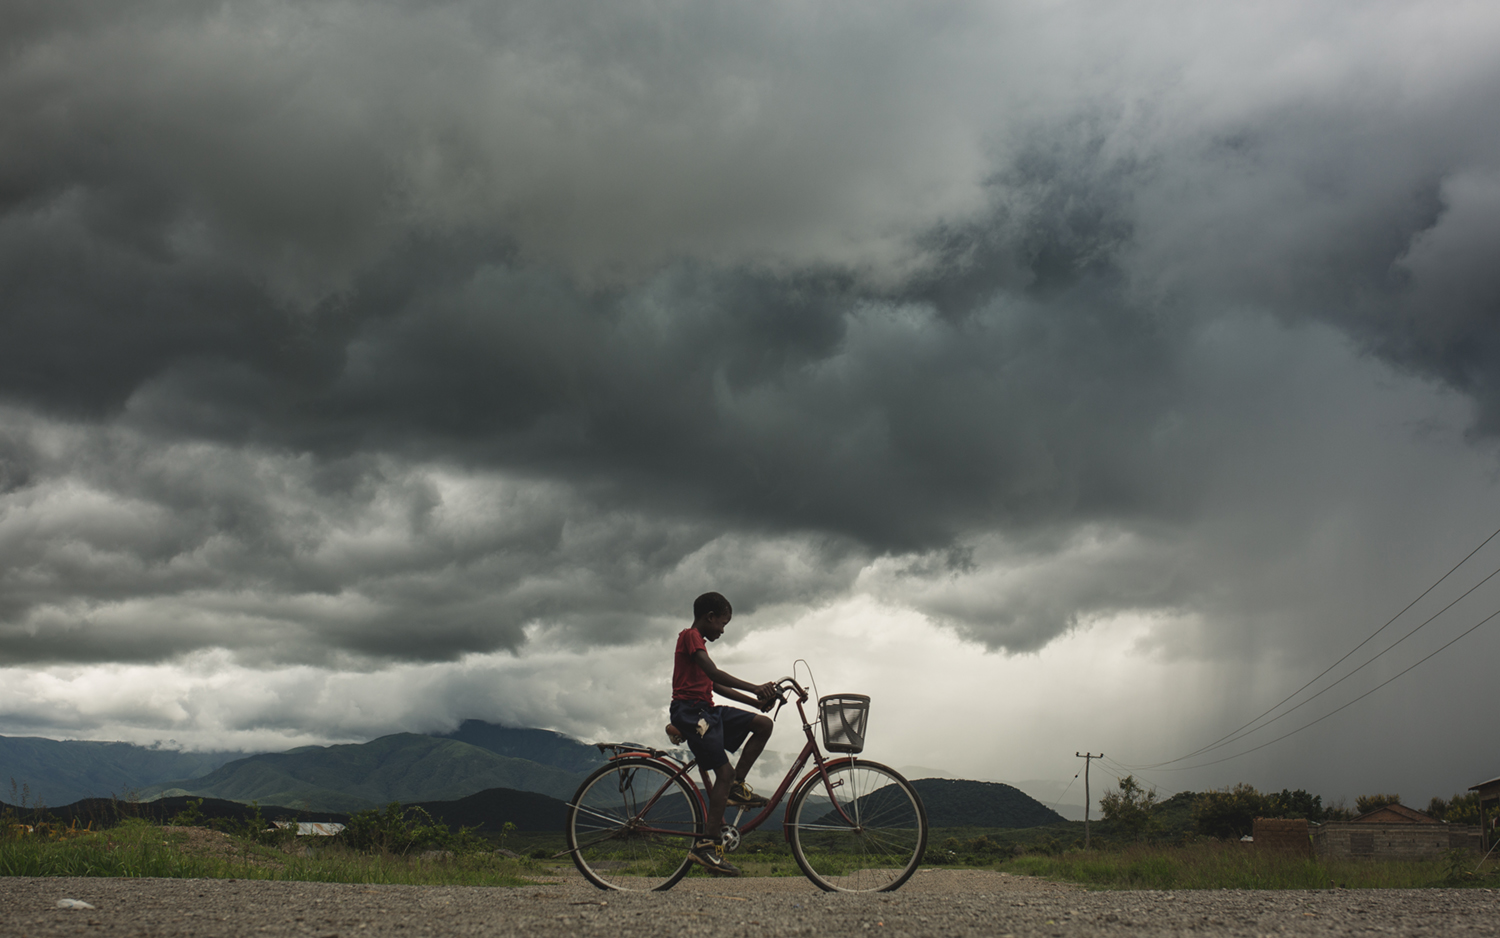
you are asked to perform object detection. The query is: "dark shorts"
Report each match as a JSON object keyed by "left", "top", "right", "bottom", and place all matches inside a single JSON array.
[{"left": 669, "top": 699, "right": 759, "bottom": 771}]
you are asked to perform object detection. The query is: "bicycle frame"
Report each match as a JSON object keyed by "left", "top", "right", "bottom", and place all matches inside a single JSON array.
[{"left": 599, "top": 678, "right": 862, "bottom": 843}]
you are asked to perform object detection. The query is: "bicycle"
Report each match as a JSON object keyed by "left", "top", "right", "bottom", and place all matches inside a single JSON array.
[{"left": 564, "top": 676, "right": 929, "bottom": 893}]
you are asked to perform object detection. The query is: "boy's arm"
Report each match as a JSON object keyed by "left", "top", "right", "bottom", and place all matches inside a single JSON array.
[
  {"left": 714, "top": 683, "right": 776, "bottom": 712},
  {"left": 693, "top": 650, "right": 775, "bottom": 703}
]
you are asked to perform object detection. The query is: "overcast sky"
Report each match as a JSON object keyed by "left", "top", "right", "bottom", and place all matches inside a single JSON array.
[{"left": 3, "top": 0, "right": 1500, "bottom": 811}]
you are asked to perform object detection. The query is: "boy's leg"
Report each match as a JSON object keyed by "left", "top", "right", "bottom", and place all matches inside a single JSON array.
[
  {"left": 734, "top": 713, "right": 774, "bottom": 783},
  {"left": 670, "top": 701, "right": 741, "bottom": 876},
  {"left": 703, "top": 760, "right": 734, "bottom": 841},
  {"left": 720, "top": 710, "right": 773, "bottom": 807},
  {"left": 688, "top": 760, "right": 740, "bottom": 876}
]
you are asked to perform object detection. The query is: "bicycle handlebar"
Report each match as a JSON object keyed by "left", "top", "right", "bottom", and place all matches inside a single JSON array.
[{"left": 772, "top": 676, "right": 809, "bottom": 703}]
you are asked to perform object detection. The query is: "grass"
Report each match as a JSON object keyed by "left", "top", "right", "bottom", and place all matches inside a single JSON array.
[
  {"left": 0, "top": 819, "right": 536, "bottom": 886},
  {"left": 991, "top": 840, "right": 1500, "bottom": 890},
  {"left": 7, "top": 818, "right": 1498, "bottom": 891}
]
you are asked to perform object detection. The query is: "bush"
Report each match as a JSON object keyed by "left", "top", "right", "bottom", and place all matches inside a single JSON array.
[
  {"left": 168, "top": 798, "right": 206, "bottom": 827},
  {"left": 1194, "top": 784, "right": 1266, "bottom": 840},
  {"left": 1100, "top": 776, "right": 1159, "bottom": 841},
  {"left": 1355, "top": 793, "right": 1402, "bottom": 814},
  {"left": 1264, "top": 788, "right": 1325, "bottom": 822},
  {"left": 205, "top": 802, "right": 291, "bottom": 846},
  {"left": 1426, "top": 792, "right": 1481, "bottom": 825},
  {"left": 338, "top": 803, "right": 485, "bottom": 856}
]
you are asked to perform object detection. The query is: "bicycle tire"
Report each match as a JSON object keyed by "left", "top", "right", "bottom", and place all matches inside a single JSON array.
[
  {"left": 786, "top": 759, "right": 928, "bottom": 892},
  {"left": 566, "top": 757, "right": 702, "bottom": 891}
]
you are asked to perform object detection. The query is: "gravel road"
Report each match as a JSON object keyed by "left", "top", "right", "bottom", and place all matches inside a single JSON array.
[{"left": 4, "top": 869, "right": 1498, "bottom": 937}]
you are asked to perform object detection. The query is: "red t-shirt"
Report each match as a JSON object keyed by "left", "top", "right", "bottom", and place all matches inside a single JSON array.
[{"left": 672, "top": 627, "right": 714, "bottom": 703}]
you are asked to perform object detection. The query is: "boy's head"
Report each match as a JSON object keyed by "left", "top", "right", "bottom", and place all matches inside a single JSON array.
[{"left": 692, "top": 591, "right": 732, "bottom": 641}]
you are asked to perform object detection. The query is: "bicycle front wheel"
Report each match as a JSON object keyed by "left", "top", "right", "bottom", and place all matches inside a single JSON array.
[
  {"left": 566, "top": 757, "right": 702, "bottom": 891},
  {"left": 787, "top": 759, "right": 928, "bottom": 892}
]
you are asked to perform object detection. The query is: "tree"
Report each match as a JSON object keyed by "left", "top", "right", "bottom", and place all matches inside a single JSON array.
[
  {"left": 1100, "top": 775, "right": 1159, "bottom": 841},
  {"left": 1194, "top": 784, "right": 1267, "bottom": 840},
  {"left": 1426, "top": 792, "right": 1481, "bottom": 825},
  {"left": 1264, "top": 788, "right": 1325, "bottom": 822},
  {"left": 1354, "top": 793, "right": 1401, "bottom": 814}
]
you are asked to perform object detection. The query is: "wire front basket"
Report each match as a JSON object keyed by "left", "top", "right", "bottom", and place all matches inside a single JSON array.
[{"left": 819, "top": 694, "right": 871, "bottom": 754}]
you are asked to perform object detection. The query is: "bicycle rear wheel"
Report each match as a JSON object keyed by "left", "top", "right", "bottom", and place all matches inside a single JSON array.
[
  {"left": 787, "top": 759, "right": 928, "bottom": 892},
  {"left": 566, "top": 757, "right": 702, "bottom": 891}
]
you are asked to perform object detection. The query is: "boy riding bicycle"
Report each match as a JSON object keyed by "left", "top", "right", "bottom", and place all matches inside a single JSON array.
[{"left": 669, "top": 591, "right": 776, "bottom": 877}]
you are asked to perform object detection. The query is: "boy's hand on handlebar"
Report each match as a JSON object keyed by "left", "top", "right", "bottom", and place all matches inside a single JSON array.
[{"left": 754, "top": 682, "right": 778, "bottom": 711}]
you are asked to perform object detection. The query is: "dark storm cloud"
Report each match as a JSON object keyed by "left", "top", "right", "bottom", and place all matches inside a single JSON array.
[
  {"left": 0, "top": 405, "right": 869, "bottom": 665},
  {"left": 2, "top": 0, "right": 1499, "bottom": 666}
]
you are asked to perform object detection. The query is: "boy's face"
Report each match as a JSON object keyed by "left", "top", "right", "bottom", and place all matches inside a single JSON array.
[{"left": 701, "top": 610, "right": 731, "bottom": 641}]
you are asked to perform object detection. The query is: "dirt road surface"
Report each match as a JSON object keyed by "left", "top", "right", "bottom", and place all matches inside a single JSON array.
[{"left": 4, "top": 869, "right": 1498, "bottom": 937}]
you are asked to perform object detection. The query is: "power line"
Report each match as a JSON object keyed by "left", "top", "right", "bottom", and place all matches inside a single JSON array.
[
  {"left": 1135, "top": 559, "right": 1500, "bottom": 766},
  {"left": 1162, "top": 602, "right": 1500, "bottom": 771},
  {"left": 1097, "top": 757, "right": 1185, "bottom": 801},
  {"left": 1129, "top": 523, "right": 1500, "bottom": 770}
]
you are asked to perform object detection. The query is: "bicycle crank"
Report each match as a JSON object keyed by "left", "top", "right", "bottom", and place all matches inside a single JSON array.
[{"left": 719, "top": 824, "right": 741, "bottom": 852}]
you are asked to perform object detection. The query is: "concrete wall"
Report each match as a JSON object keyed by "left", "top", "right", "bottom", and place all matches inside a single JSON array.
[
  {"left": 1313, "top": 823, "right": 1480, "bottom": 860},
  {"left": 1253, "top": 818, "right": 1312, "bottom": 856}
]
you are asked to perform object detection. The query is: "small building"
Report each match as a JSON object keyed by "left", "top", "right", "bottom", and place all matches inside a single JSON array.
[
  {"left": 1252, "top": 817, "right": 1312, "bottom": 856},
  {"left": 1350, "top": 803, "right": 1441, "bottom": 825},
  {"left": 1310, "top": 799, "right": 1480, "bottom": 859},
  {"left": 1468, "top": 775, "right": 1500, "bottom": 851}
]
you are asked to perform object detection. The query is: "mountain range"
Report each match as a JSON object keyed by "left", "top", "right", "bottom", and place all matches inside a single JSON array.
[
  {"left": 0, "top": 736, "right": 241, "bottom": 807},
  {"left": 2, "top": 723, "right": 602, "bottom": 813},
  {"left": 1, "top": 723, "right": 1065, "bottom": 827},
  {"left": 141, "top": 729, "right": 601, "bottom": 812}
]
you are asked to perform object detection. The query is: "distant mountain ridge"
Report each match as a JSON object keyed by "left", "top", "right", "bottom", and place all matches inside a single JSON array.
[
  {"left": 0, "top": 736, "right": 243, "bottom": 807},
  {"left": 910, "top": 778, "right": 1067, "bottom": 828},
  {"left": 433, "top": 721, "right": 606, "bottom": 775},
  {"left": 142, "top": 733, "right": 587, "bottom": 812},
  {"left": 0, "top": 721, "right": 604, "bottom": 811}
]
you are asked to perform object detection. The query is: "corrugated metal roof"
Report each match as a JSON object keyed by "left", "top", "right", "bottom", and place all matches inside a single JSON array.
[{"left": 271, "top": 821, "right": 345, "bottom": 836}]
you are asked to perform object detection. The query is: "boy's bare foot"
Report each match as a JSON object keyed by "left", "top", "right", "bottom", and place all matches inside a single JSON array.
[
  {"left": 688, "top": 838, "right": 741, "bottom": 876},
  {"left": 665, "top": 723, "right": 685, "bottom": 745},
  {"left": 727, "top": 780, "right": 768, "bottom": 807}
]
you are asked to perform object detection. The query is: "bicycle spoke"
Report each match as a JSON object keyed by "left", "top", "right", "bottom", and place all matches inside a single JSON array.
[
  {"left": 567, "top": 758, "right": 701, "bottom": 892},
  {"left": 789, "top": 761, "right": 928, "bottom": 893}
]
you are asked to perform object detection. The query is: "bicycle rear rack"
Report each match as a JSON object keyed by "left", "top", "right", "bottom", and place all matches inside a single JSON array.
[{"left": 594, "top": 741, "right": 670, "bottom": 758}]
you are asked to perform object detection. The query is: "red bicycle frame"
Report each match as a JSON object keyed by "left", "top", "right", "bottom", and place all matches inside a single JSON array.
[{"left": 598, "top": 677, "right": 862, "bottom": 842}]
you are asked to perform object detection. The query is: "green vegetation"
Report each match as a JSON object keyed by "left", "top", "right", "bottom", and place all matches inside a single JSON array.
[
  {"left": 1192, "top": 784, "right": 1331, "bottom": 838},
  {"left": 1099, "top": 775, "right": 1159, "bottom": 841},
  {"left": 1427, "top": 791, "right": 1482, "bottom": 824},
  {"left": 1355, "top": 793, "right": 1402, "bottom": 814},
  {"left": 339, "top": 803, "right": 489, "bottom": 855},
  {"left": 1, "top": 815, "right": 535, "bottom": 886}
]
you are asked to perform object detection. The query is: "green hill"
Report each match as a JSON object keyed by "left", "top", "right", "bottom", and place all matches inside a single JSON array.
[
  {"left": 142, "top": 734, "right": 585, "bottom": 812},
  {"left": 0, "top": 736, "right": 243, "bottom": 807},
  {"left": 0, "top": 795, "right": 348, "bottom": 828},
  {"left": 910, "top": 778, "right": 1066, "bottom": 828},
  {"left": 432, "top": 721, "right": 605, "bottom": 775},
  {"left": 1, "top": 787, "right": 566, "bottom": 833},
  {"left": 407, "top": 786, "right": 570, "bottom": 832}
]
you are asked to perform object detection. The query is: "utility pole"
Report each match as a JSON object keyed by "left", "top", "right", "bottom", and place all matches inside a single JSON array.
[{"left": 1076, "top": 752, "right": 1103, "bottom": 849}]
